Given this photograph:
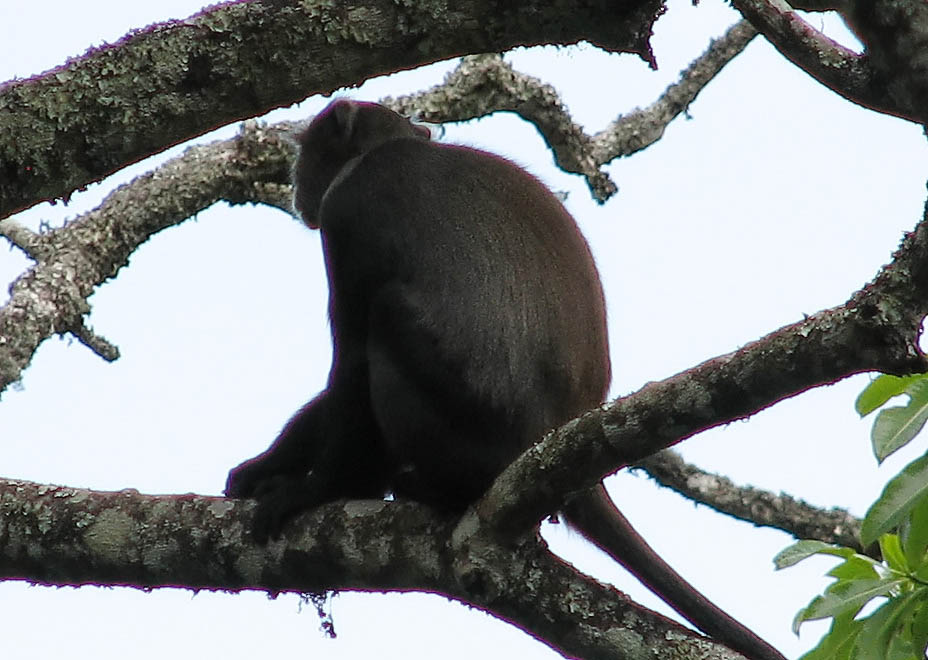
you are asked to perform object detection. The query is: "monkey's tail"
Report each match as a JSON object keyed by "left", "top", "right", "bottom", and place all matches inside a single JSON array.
[{"left": 563, "top": 485, "right": 786, "bottom": 660}]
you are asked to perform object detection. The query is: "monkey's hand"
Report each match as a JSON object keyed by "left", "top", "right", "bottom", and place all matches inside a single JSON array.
[
  {"left": 225, "top": 459, "right": 294, "bottom": 542},
  {"left": 225, "top": 457, "right": 277, "bottom": 499},
  {"left": 226, "top": 461, "right": 327, "bottom": 543},
  {"left": 245, "top": 477, "right": 317, "bottom": 543}
]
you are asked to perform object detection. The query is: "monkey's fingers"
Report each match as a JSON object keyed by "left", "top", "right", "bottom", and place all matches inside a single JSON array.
[{"left": 247, "top": 477, "right": 327, "bottom": 543}]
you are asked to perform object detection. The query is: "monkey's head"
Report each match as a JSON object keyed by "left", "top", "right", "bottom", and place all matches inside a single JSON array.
[{"left": 293, "top": 99, "right": 431, "bottom": 228}]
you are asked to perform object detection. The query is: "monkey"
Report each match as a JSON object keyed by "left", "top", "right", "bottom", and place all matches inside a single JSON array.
[{"left": 225, "top": 99, "right": 785, "bottom": 660}]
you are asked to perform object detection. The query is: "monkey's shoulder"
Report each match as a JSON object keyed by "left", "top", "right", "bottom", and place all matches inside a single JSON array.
[
  {"left": 362, "top": 138, "right": 536, "bottom": 177},
  {"left": 334, "top": 137, "right": 561, "bottom": 212}
]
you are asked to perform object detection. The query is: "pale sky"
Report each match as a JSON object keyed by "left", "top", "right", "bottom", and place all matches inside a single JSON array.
[{"left": 2, "top": 1, "right": 927, "bottom": 658}]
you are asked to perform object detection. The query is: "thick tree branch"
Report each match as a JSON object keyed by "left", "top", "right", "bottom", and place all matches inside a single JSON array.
[
  {"left": 730, "top": 0, "right": 928, "bottom": 124},
  {"left": 0, "top": 0, "right": 665, "bottom": 219},
  {"left": 0, "top": 477, "right": 744, "bottom": 660},
  {"left": 838, "top": 0, "right": 928, "bottom": 121},
  {"left": 635, "top": 450, "right": 864, "bottom": 552},
  {"left": 477, "top": 195, "right": 928, "bottom": 534}
]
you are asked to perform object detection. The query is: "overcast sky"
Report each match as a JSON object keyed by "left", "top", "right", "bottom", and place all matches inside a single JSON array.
[{"left": 2, "top": 1, "right": 927, "bottom": 659}]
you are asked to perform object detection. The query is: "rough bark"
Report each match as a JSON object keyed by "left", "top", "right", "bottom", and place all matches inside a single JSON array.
[{"left": 0, "top": 0, "right": 664, "bottom": 219}]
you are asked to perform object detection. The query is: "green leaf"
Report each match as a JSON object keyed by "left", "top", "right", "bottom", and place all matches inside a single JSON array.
[
  {"left": 900, "top": 496, "right": 928, "bottom": 571},
  {"left": 914, "top": 563, "right": 928, "bottom": 582},
  {"left": 857, "top": 374, "right": 927, "bottom": 417},
  {"left": 828, "top": 555, "right": 882, "bottom": 581},
  {"left": 911, "top": 600, "right": 928, "bottom": 658},
  {"left": 871, "top": 385, "right": 928, "bottom": 463},
  {"left": 879, "top": 534, "right": 909, "bottom": 574},
  {"left": 799, "top": 612, "right": 862, "bottom": 660},
  {"left": 883, "top": 630, "right": 922, "bottom": 660},
  {"left": 862, "top": 454, "right": 928, "bottom": 546},
  {"left": 853, "top": 592, "right": 923, "bottom": 660},
  {"left": 793, "top": 606, "right": 810, "bottom": 636},
  {"left": 800, "top": 578, "right": 905, "bottom": 623},
  {"left": 885, "top": 635, "right": 919, "bottom": 660},
  {"left": 775, "top": 540, "right": 856, "bottom": 569}
]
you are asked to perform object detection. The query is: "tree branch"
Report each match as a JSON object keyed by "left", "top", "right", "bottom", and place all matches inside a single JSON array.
[
  {"left": 0, "top": 0, "right": 665, "bottom": 219},
  {"left": 592, "top": 19, "right": 758, "bottom": 166},
  {"left": 70, "top": 322, "right": 120, "bottom": 362},
  {"left": 838, "top": 0, "right": 928, "bottom": 121},
  {"left": 0, "top": 218, "right": 41, "bottom": 258},
  {"left": 635, "top": 450, "right": 864, "bottom": 552},
  {"left": 0, "top": 120, "right": 295, "bottom": 395},
  {"left": 386, "top": 19, "right": 757, "bottom": 203},
  {"left": 0, "top": 477, "right": 745, "bottom": 660},
  {"left": 730, "top": 0, "right": 928, "bottom": 123}
]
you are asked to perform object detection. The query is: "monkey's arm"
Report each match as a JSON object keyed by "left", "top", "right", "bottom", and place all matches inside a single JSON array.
[
  {"left": 225, "top": 394, "right": 329, "bottom": 499},
  {"left": 226, "top": 365, "right": 391, "bottom": 541}
]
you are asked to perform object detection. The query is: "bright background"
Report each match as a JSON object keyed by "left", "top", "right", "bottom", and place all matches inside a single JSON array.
[{"left": 2, "top": 1, "right": 927, "bottom": 658}]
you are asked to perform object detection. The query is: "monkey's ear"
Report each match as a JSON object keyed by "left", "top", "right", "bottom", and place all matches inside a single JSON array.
[
  {"left": 331, "top": 100, "right": 361, "bottom": 140},
  {"left": 412, "top": 123, "right": 431, "bottom": 139}
]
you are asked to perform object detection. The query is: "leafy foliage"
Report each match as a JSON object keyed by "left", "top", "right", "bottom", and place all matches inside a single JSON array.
[
  {"left": 855, "top": 375, "right": 928, "bottom": 463},
  {"left": 855, "top": 375, "right": 928, "bottom": 546},
  {"left": 774, "top": 374, "right": 928, "bottom": 660},
  {"left": 861, "top": 456, "right": 928, "bottom": 547},
  {"left": 775, "top": 526, "right": 928, "bottom": 659}
]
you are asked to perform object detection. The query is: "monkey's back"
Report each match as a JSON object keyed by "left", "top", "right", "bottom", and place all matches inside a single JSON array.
[{"left": 320, "top": 137, "right": 610, "bottom": 507}]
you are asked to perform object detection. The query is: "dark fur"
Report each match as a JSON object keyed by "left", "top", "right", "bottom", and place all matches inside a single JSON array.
[{"left": 226, "top": 100, "right": 784, "bottom": 660}]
